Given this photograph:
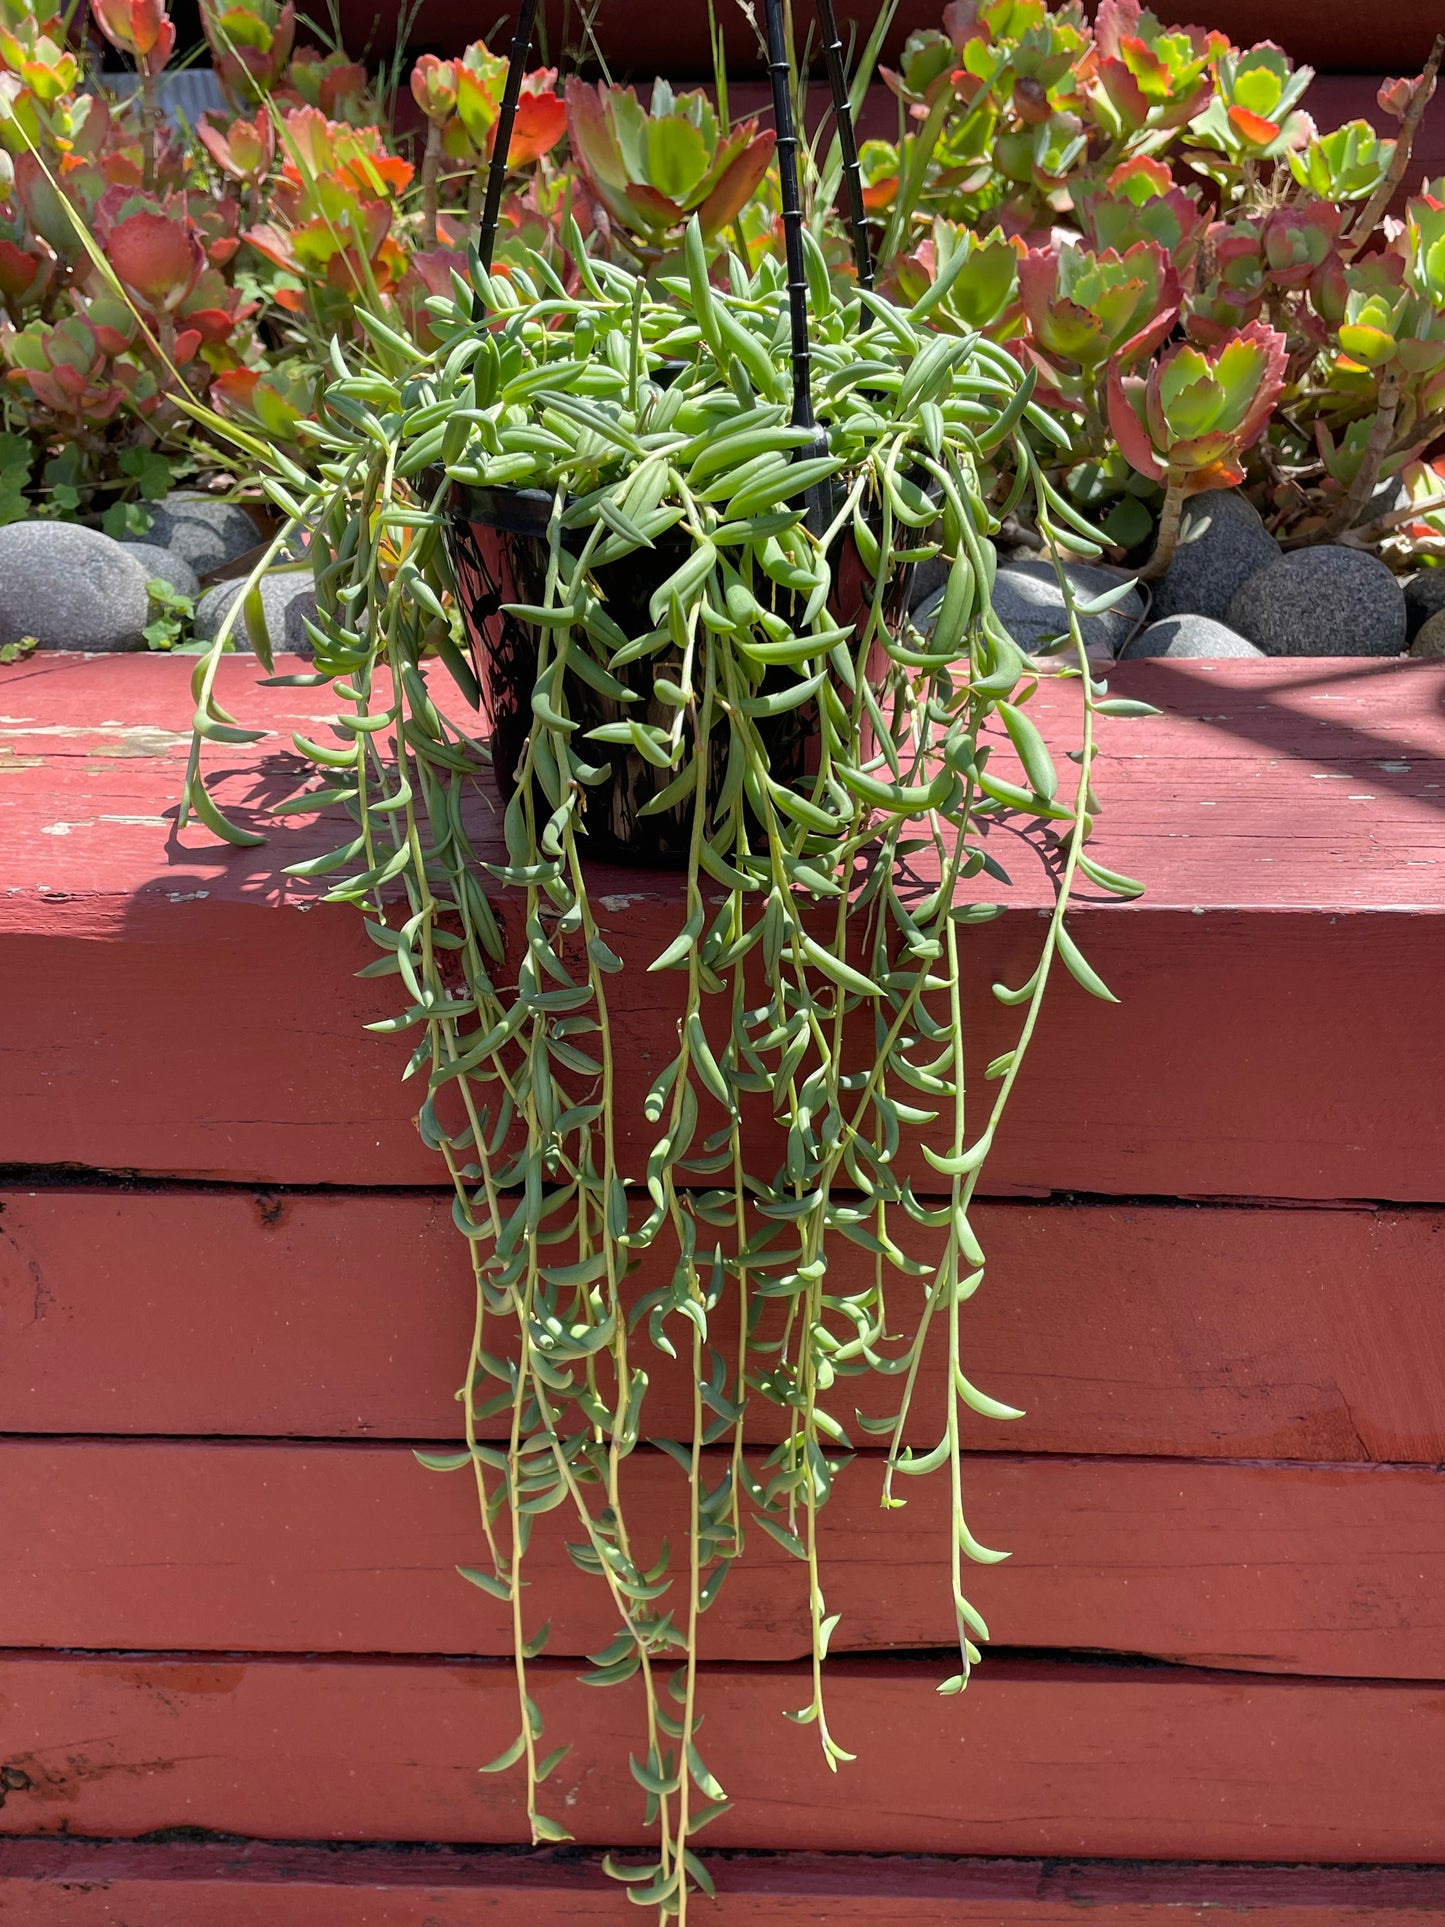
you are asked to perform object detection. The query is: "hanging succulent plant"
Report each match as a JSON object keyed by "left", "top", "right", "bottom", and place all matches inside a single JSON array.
[{"left": 183, "top": 197, "right": 1150, "bottom": 1912}]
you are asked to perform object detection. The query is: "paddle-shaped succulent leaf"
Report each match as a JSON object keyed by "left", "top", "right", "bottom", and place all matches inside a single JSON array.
[
  {"left": 200, "top": 0, "right": 294, "bottom": 106},
  {"left": 91, "top": 0, "right": 175, "bottom": 76},
  {"left": 1107, "top": 321, "right": 1287, "bottom": 493},
  {"left": 1018, "top": 238, "right": 1179, "bottom": 372},
  {"left": 1288, "top": 120, "right": 1394, "bottom": 202},
  {"left": 565, "top": 78, "right": 775, "bottom": 246},
  {"left": 1090, "top": 0, "right": 1225, "bottom": 135},
  {"left": 1191, "top": 41, "right": 1314, "bottom": 164},
  {"left": 1406, "top": 192, "right": 1445, "bottom": 307},
  {"left": 1070, "top": 154, "right": 1208, "bottom": 263},
  {"left": 96, "top": 187, "right": 205, "bottom": 313}
]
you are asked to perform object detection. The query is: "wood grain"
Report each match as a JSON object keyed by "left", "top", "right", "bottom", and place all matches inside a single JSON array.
[
  {"left": 2, "top": 657, "right": 1444, "bottom": 1198},
  {"left": 5, "top": 1188, "right": 1443, "bottom": 1462},
  {"left": 3, "top": 1440, "right": 1440, "bottom": 1677},
  {"left": 4, "top": 1841, "right": 1444, "bottom": 1926},
  {"left": 1, "top": 1655, "right": 1442, "bottom": 1859}
]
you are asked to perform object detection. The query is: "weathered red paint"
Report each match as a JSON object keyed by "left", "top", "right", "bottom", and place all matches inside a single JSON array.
[
  {"left": 6, "top": 655, "right": 1445, "bottom": 1893},
  {"left": 3, "top": 1840, "right": 1444, "bottom": 1926},
  {"left": 1, "top": 1655, "right": 1441, "bottom": 1859},
  {"left": 3, "top": 1440, "right": 1440, "bottom": 1677},
  {"left": 1, "top": 656, "right": 1444, "bottom": 1198},
  {"left": 4, "top": 1188, "right": 1443, "bottom": 1460}
]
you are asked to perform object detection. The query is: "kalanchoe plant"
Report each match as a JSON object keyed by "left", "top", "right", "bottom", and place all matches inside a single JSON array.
[
  {"left": 1189, "top": 39, "right": 1314, "bottom": 171},
  {"left": 1108, "top": 320, "right": 1287, "bottom": 573},
  {"left": 4, "top": 0, "right": 1445, "bottom": 587},
  {"left": 1090, "top": 0, "right": 1226, "bottom": 141},
  {"left": 1017, "top": 237, "right": 1180, "bottom": 414},
  {"left": 201, "top": 0, "right": 296, "bottom": 106},
  {"left": 863, "top": 2, "right": 1445, "bottom": 580},
  {"left": 183, "top": 205, "right": 1151, "bottom": 1914},
  {"left": 565, "top": 78, "right": 775, "bottom": 259}
]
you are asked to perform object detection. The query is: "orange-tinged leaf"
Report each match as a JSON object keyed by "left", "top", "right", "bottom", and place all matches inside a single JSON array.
[{"left": 1227, "top": 104, "right": 1281, "bottom": 146}]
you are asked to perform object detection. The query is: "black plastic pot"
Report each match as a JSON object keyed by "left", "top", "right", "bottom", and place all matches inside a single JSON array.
[
  {"left": 445, "top": 482, "right": 814, "bottom": 864},
  {"left": 444, "top": 480, "right": 913, "bottom": 866}
]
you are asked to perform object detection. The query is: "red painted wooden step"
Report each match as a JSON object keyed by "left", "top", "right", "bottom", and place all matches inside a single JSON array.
[
  {"left": 5, "top": 1188, "right": 1444, "bottom": 1462},
  {"left": 3, "top": 1840, "right": 1444, "bottom": 1926},
  {"left": 1, "top": 1655, "right": 1441, "bottom": 1859},
  {"left": 1, "top": 657, "right": 1443, "bottom": 1198},
  {"left": 5, "top": 1440, "right": 1440, "bottom": 1676}
]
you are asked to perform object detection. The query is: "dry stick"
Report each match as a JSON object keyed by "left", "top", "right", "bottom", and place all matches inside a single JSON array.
[
  {"left": 1345, "top": 34, "right": 1444, "bottom": 259},
  {"left": 478, "top": 0, "right": 542, "bottom": 272},
  {"left": 1288, "top": 369, "right": 1403, "bottom": 547},
  {"left": 1335, "top": 488, "right": 1445, "bottom": 548}
]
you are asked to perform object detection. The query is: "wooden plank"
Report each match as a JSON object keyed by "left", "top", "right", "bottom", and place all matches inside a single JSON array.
[
  {"left": 1, "top": 656, "right": 1444, "bottom": 1198},
  {"left": 0, "top": 1655, "right": 1441, "bottom": 1860},
  {"left": 3, "top": 1441, "right": 1440, "bottom": 1678},
  {"left": 5, "top": 1188, "right": 1444, "bottom": 1462},
  {"left": 4, "top": 1841, "right": 1445, "bottom": 1927}
]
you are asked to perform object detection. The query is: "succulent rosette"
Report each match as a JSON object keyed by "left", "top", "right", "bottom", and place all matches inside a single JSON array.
[
  {"left": 1259, "top": 201, "right": 1340, "bottom": 293},
  {"left": 285, "top": 48, "right": 370, "bottom": 122},
  {"left": 1019, "top": 238, "right": 1180, "bottom": 374},
  {"left": 882, "top": 219, "right": 1023, "bottom": 337},
  {"left": 1090, "top": 0, "right": 1225, "bottom": 135},
  {"left": 1107, "top": 321, "right": 1288, "bottom": 493},
  {"left": 0, "top": 15, "right": 79, "bottom": 106},
  {"left": 200, "top": 0, "right": 295, "bottom": 106},
  {"left": 90, "top": 0, "right": 174, "bottom": 76},
  {"left": 1184, "top": 221, "right": 1267, "bottom": 344},
  {"left": 410, "top": 53, "right": 459, "bottom": 127},
  {"left": 1070, "top": 155, "right": 1208, "bottom": 264},
  {"left": 442, "top": 45, "right": 566, "bottom": 167},
  {"left": 211, "top": 359, "right": 315, "bottom": 441},
  {"left": 196, "top": 106, "right": 275, "bottom": 186},
  {"left": 3, "top": 313, "right": 129, "bottom": 421},
  {"left": 565, "top": 78, "right": 774, "bottom": 248},
  {"left": 1288, "top": 120, "right": 1395, "bottom": 203},
  {"left": 1190, "top": 42, "right": 1314, "bottom": 165}
]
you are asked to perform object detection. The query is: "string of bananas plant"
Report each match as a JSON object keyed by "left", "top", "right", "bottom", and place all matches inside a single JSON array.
[{"left": 182, "top": 215, "right": 1151, "bottom": 1918}]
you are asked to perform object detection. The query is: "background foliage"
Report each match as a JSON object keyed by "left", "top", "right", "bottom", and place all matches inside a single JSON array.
[{"left": 1, "top": 0, "right": 1443, "bottom": 567}]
